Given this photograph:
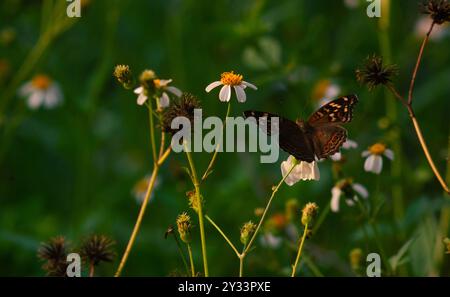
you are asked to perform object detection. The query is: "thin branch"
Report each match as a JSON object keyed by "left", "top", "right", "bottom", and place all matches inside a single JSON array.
[{"left": 205, "top": 215, "right": 240, "bottom": 258}]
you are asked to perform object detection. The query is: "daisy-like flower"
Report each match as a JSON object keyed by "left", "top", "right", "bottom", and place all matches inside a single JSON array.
[
  {"left": 281, "top": 155, "right": 320, "bottom": 186},
  {"left": 205, "top": 71, "right": 257, "bottom": 103},
  {"left": 312, "top": 79, "right": 341, "bottom": 108},
  {"left": 260, "top": 232, "right": 282, "bottom": 249},
  {"left": 362, "top": 143, "right": 394, "bottom": 174},
  {"left": 331, "top": 178, "right": 369, "bottom": 212},
  {"left": 132, "top": 174, "right": 160, "bottom": 204},
  {"left": 330, "top": 139, "right": 358, "bottom": 161},
  {"left": 19, "top": 74, "right": 63, "bottom": 109},
  {"left": 134, "top": 78, "right": 182, "bottom": 108}
]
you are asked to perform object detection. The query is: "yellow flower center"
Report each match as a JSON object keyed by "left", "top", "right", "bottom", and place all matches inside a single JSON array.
[
  {"left": 220, "top": 71, "right": 243, "bottom": 86},
  {"left": 153, "top": 79, "right": 164, "bottom": 89},
  {"left": 312, "top": 79, "right": 331, "bottom": 100},
  {"left": 369, "top": 143, "right": 386, "bottom": 155},
  {"left": 31, "top": 74, "right": 52, "bottom": 90}
]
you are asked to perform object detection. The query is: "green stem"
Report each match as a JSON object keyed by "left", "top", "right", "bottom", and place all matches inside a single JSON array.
[
  {"left": 187, "top": 243, "right": 196, "bottom": 277},
  {"left": 291, "top": 223, "right": 308, "bottom": 277},
  {"left": 184, "top": 143, "right": 209, "bottom": 276},
  {"left": 147, "top": 99, "right": 158, "bottom": 163},
  {"left": 172, "top": 233, "right": 190, "bottom": 276},
  {"left": 201, "top": 101, "right": 231, "bottom": 181},
  {"left": 205, "top": 215, "right": 240, "bottom": 257}
]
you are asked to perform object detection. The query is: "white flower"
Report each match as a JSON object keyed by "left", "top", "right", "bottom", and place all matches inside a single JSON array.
[
  {"left": 281, "top": 155, "right": 320, "bottom": 186},
  {"left": 331, "top": 179, "right": 368, "bottom": 212},
  {"left": 132, "top": 174, "right": 160, "bottom": 204},
  {"left": 134, "top": 78, "right": 182, "bottom": 107},
  {"left": 330, "top": 139, "right": 358, "bottom": 161},
  {"left": 260, "top": 232, "right": 282, "bottom": 249},
  {"left": 205, "top": 71, "right": 257, "bottom": 103},
  {"left": 19, "top": 74, "right": 62, "bottom": 109},
  {"left": 312, "top": 79, "right": 341, "bottom": 109},
  {"left": 362, "top": 143, "right": 394, "bottom": 174}
]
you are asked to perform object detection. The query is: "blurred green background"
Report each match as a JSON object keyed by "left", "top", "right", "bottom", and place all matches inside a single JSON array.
[{"left": 0, "top": 0, "right": 449, "bottom": 276}]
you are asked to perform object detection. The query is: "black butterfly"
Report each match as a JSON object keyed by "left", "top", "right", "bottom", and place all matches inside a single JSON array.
[{"left": 243, "top": 95, "right": 358, "bottom": 162}]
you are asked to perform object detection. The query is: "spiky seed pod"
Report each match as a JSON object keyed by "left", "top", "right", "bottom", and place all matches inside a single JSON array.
[
  {"left": 356, "top": 55, "right": 398, "bottom": 91},
  {"left": 176, "top": 212, "right": 192, "bottom": 243},
  {"left": 37, "top": 236, "right": 69, "bottom": 277},
  {"left": 79, "top": 235, "right": 116, "bottom": 266},
  {"left": 421, "top": 0, "right": 450, "bottom": 24},
  {"left": 301, "top": 202, "right": 319, "bottom": 226},
  {"left": 240, "top": 221, "right": 256, "bottom": 245},
  {"left": 162, "top": 93, "right": 201, "bottom": 135}
]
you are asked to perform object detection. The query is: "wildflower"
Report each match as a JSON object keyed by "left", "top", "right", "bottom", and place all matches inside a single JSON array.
[
  {"left": 132, "top": 174, "right": 160, "bottom": 204},
  {"left": 349, "top": 248, "right": 363, "bottom": 271},
  {"left": 356, "top": 55, "right": 398, "bottom": 90},
  {"left": 113, "top": 64, "right": 133, "bottom": 89},
  {"left": 37, "top": 236, "right": 69, "bottom": 277},
  {"left": 162, "top": 93, "right": 201, "bottom": 135},
  {"left": 134, "top": 70, "right": 181, "bottom": 108},
  {"left": 330, "top": 139, "right": 358, "bottom": 161},
  {"left": 19, "top": 74, "right": 63, "bottom": 109},
  {"left": 421, "top": 0, "right": 450, "bottom": 25},
  {"left": 79, "top": 235, "right": 116, "bottom": 266},
  {"left": 205, "top": 71, "right": 257, "bottom": 103},
  {"left": 281, "top": 155, "right": 320, "bottom": 185},
  {"left": 176, "top": 212, "right": 192, "bottom": 243},
  {"left": 301, "top": 202, "right": 319, "bottom": 226},
  {"left": 266, "top": 213, "right": 288, "bottom": 232},
  {"left": 362, "top": 143, "right": 394, "bottom": 174},
  {"left": 260, "top": 232, "right": 282, "bottom": 249},
  {"left": 331, "top": 178, "right": 369, "bottom": 212},
  {"left": 312, "top": 79, "right": 341, "bottom": 108},
  {"left": 254, "top": 207, "right": 264, "bottom": 217}
]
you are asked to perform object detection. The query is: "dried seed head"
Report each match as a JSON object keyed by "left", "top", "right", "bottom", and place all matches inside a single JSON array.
[
  {"left": 162, "top": 93, "right": 201, "bottom": 135},
  {"left": 301, "top": 202, "right": 319, "bottom": 226},
  {"left": 356, "top": 55, "right": 398, "bottom": 91},
  {"left": 421, "top": 0, "right": 450, "bottom": 25},
  {"left": 37, "top": 236, "right": 69, "bottom": 277},
  {"left": 240, "top": 221, "right": 256, "bottom": 245},
  {"left": 79, "top": 235, "right": 116, "bottom": 266}
]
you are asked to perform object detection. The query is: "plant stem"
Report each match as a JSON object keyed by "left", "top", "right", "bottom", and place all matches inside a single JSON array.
[
  {"left": 291, "top": 223, "right": 308, "bottom": 277},
  {"left": 187, "top": 243, "right": 195, "bottom": 277},
  {"left": 201, "top": 102, "right": 231, "bottom": 181},
  {"left": 172, "top": 233, "right": 190, "bottom": 276},
  {"left": 239, "top": 254, "right": 244, "bottom": 277},
  {"left": 89, "top": 262, "right": 95, "bottom": 277},
  {"left": 205, "top": 215, "right": 240, "bottom": 257},
  {"left": 239, "top": 162, "right": 297, "bottom": 274},
  {"left": 184, "top": 143, "right": 209, "bottom": 276},
  {"left": 147, "top": 100, "right": 158, "bottom": 163}
]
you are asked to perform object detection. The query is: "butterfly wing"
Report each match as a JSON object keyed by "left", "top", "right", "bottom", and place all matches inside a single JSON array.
[
  {"left": 312, "top": 125, "right": 347, "bottom": 159},
  {"left": 308, "top": 94, "right": 358, "bottom": 125},
  {"left": 243, "top": 111, "right": 315, "bottom": 162}
]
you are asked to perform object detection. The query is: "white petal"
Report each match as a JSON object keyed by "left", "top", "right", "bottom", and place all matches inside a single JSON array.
[
  {"left": 43, "top": 88, "right": 59, "bottom": 108},
  {"left": 384, "top": 149, "right": 394, "bottom": 160},
  {"left": 331, "top": 187, "right": 342, "bottom": 212},
  {"left": 159, "top": 92, "right": 170, "bottom": 108},
  {"left": 27, "top": 91, "right": 44, "bottom": 109},
  {"left": 234, "top": 85, "right": 246, "bottom": 103},
  {"left": 260, "top": 233, "right": 282, "bottom": 249},
  {"left": 19, "top": 82, "right": 34, "bottom": 97},
  {"left": 345, "top": 199, "right": 355, "bottom": 206},
  {"left": 343, "top": 139, "right": 358, "bottom": 149},
  {"left": 361, "top": 150, "right": 370, "bottom": 157},
  {"left": 137, "top": 93, "right": 148, "bottom": 105},
  {"left": 330, "top": 152, "right": 342, "bottom": 161},
  {"left": 281, "top": 156, "right": 300, "bottom": 186},
  {"left": 364, "top": 155, "right": 383, "bottom": 174},
  {"left": 310, "top": 161, "right": 320, "bottom": 180},
  {"left": 167, "top": 86, "right": 182, "bottom": 97},
  {"left": 352, "top": 183, "right": 369, "bottom": 199},
  {"left": 219, "top": 85, "right": 231, "bottom": 102},
  {"left": 158, "top": 79, "right": 172, "bottom": 87},
  {"left": 134, "top": 86, "right": 143, "bottom": 94},
  {"left": 205, "top": 81, "right": 222, "bottom": 93},
  {"left": 242, "top": 81, "right": 257, "bottom": 90}
]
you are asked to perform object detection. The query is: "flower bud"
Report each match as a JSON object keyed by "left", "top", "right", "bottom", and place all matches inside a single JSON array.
[
  {"left": 349, "top": 248, "right": 363, "bottom": 271},
  {"left": 240, "top": 221, "right": 256, "bottom": 246},
  {"left": 301, "top": 202, "right": 319, "bottom": 226},
  {"left": 113, "top": 64, "right": 133, "bottom": 89},
  {"left": 139, "top": 69, "right": 156, "bottom": 89}
]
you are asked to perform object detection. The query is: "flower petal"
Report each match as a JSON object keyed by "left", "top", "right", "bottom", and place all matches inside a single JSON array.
[
  {"left": 19, "top": 82, "right": 34, "bottom": 97},
  {"left": 167, "top": 86, "right": 182, "bottom": 97},
  {"left": 352, "top": 183, "right": 369, "bottom": 199},
  {"left": 361, "top": 150, "right": 370, "bottom": 157},
  {"left": 331, "top": 187, "right": 342, "bottom": 212},
  {"left": 158, "top": 79, "right": 172, "bottom": 87},
  {"left": 137, "top": 93, "right": 148, "bottom": 105},
  {"left": 205, "top": 81, "right": 222, "bottom": 93},
  {"left": 43, "top": 86, "right": 62, "bottom": 108},
  {"left": 234, "top": 85, "right": 247, "bottom": 103},
  {"left": 330, "top": 152, "right": 342, "bottom": 161},
  {"left": 343, "top": 139, "right": 358, "bottom": 149},
  {"left": 219, "top": 85, "right": 231, "bottom": 102},
  {"left": 134, "top": 86, "right": 143, "bottom": 94},
  {"left": 159, "top": 92, "right": 170, "bottom": 108},
  {"left": 364, "top": 154, "right": 383, "bottom": 174},
  {"left": 384, "top": 149, "right": 394, "bottom": 160},
  {"left": 242, "top": 81, "right": 257, "bottom": 90},
  {"left": 27, "top": 91, "right": 44, "bottom": 109}
]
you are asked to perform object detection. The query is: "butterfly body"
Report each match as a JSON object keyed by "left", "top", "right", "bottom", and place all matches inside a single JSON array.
[{"left": 244, "top": 94, "right": 358, "bottom": 162}]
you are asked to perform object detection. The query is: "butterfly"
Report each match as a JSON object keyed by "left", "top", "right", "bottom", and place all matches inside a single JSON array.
[{"left": 243, "top": 94, "right": 358, "bottom": 163}]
